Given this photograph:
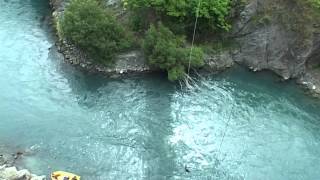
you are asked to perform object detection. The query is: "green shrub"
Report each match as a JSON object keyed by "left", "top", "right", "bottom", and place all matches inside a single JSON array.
[
  {"left": 143, "top": 23, "right": 204, "bottom": 81},
  {"left": 309, "top": 0, "right": 320, "bottom": 9},
  {"left": 123, "top": 0, "right": 232, "bottom": 32},
  {"left": 60, "top": 0, "right": 132, "bottom": 64}
]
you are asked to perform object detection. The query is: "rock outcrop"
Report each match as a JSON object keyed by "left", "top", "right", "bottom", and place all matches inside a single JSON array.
[
  {"left": 231, "top": 0, "right": 320, "bottom": 95},
  {"left": 203, "top": 51, "right": 235, "bottom": 72},
  {"left": 55, "top": 40, "right": 151, "bottom": 75},
  {"left": 0, "top": 145, "right": 46, "bottom": 180},
  {"left": 0, "top": 166, "right": 46, "bottom": 180}
]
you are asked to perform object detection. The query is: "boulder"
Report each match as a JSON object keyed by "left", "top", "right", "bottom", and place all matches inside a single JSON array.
[
  {"left": 0, "top": 166, "right": 46, "bottom": 180},
  {"left": 204, "top": 51, "right": 235, "bottom": 72}
]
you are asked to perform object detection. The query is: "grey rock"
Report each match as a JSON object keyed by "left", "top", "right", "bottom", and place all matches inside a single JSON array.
[
  {"left": 232, "top": 0, "right": 320, "bottom": 79},
  {"left": 13, "top": 169, "right": 32, "bottom": 180},
  {"left": 0, "top": 167, "right": 18, "bottom": 180},
  {"left": 204, "top": 51, "right": 234, "bottom": 72},
  {"left": 230, "top": 0, "right": 320, "bottom": 96},
  {"left": 0, "top": 167, "right": 46, "bottom": 180}
]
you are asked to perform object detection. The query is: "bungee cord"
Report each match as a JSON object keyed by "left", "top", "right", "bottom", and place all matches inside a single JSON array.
[
  {"left": 183, "top": 0, "right": 202, "bottom": 90},
  {"left": 183, "top": 1, "right": 236, "bottom": 172},
  {"left": 187, "top": 0, "right": 202, "bottom": 75}
]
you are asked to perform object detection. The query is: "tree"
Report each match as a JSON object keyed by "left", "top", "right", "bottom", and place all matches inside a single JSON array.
[
  {"left": 310, "top": 0, "right": 320, "bottom": 9},
  {"left": 60, "top": 0, "right": 132, "bottom": 64},
  {"left": 143, "top": 23, "right": 204, "bottom": 81},
  {"left": 124, "top": 0, "right": 232, "bottom": 31}
]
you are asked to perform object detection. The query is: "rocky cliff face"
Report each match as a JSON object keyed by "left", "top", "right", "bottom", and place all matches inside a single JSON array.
[
  {"left": 232, "top": 0, "right": 320, "bottom": 79},
  {"left": 228, "top": 0, "right": 320, "bottom": 95}
]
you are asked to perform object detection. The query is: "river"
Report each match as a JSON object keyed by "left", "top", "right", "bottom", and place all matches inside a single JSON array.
[{"left": 1, "top": 0, "right": 320, "bottom": 180}]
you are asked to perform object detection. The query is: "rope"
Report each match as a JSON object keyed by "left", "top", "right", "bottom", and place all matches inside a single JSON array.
[
  {"left": 187, "top": 0, "right": 202, "bottom": 75},
  {"left": 213, "top": 101, "right": 236, "bottom": 178},
  {"left": 217, "top": 101, "right": 236, "bottom": 153}
]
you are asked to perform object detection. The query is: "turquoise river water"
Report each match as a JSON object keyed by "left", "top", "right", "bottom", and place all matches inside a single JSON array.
[{"left": 1, "top": 0, "right": 320, "bottom": 179}]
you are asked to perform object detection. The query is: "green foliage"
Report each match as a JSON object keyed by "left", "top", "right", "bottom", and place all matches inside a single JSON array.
[
  {"left": 143, "top": 23, "right": 204, "bottom": 81},
  {"left": 60, "top": 0, "right": 132, "bottom": 64},
  {"left": 168, "top": 65, "right": 185, "bottom": 81},
  {"left": 124, "top": 0, "right": 232, "bottom": 31},
  {"left": 128, "top": 9, "right": 151, "bottom": 33},
  {"left": 309, "top": 0, "right": 320, "bottom": 9}
]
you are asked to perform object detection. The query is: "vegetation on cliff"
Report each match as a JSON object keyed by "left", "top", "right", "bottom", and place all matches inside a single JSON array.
[
  {"left": 143, "top": 23, "right": 204, "bottom": 81},
  {"left": 59, "top": 0, "right": 234, "bottom": 80},
  {"left": 60, "top": 0, "right": 132, "bottom": 64},
  {"left": 124, "top": 0, "right": 232, "bottom": 33},
  {"left": 309, "top": 0, "right": 320, "bottom": 9}
]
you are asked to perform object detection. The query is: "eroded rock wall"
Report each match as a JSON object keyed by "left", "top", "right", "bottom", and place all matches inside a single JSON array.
[{"left": 232, "top": 0, "right": 320, "bottom": 79}]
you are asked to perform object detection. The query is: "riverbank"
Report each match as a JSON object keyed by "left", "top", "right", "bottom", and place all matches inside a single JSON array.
[
  {"left": 0, "top": 146, "right": 45, "bottom": 180},
  {"left": 49, "top": 0, "right": 320, "bottom": 97},
  {"left": 55, "top": 40, "right": 152, "bottom": 76},
  {"left": 49, "top": 0, "right": 234, "bottom": 77},
  {"left": 298, "top": 69, "right": 320, "bottom": 98},
  {"left": 55, "top": 40, "right": 234, "bottom": 76},
  {"left": 0, "top": 166, "right": 45, "bottom": 180}
]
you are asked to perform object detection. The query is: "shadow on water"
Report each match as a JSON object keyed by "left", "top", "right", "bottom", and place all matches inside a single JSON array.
[
  {"left": 38, "top": 48, "right": 181, "bottom": 178},
  {"left": 137, "top": 76, "right": 177, "bottom": 179},
  {"left": 63, "top": 72, "right": 179, "bottom": 179}
]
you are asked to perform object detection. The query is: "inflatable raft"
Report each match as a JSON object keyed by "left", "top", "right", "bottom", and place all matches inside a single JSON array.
[{"left": 51, "top": 171, "right": 80, "bottom": 180}]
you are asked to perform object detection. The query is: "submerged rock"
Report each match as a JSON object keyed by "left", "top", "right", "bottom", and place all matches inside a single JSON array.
[
  {"left": 298, "top": 70, "right": 320, "bottom": 97},
  {"left": 0, "top": 145, "right": 46, "bottom": 180},
  {"left": 0, "top": 147, "right": 15, "bottom": 167}
]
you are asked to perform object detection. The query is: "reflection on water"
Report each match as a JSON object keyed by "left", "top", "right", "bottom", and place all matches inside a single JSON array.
[{"left": 1, "top": 0, "right": 320, "bottom": 180}]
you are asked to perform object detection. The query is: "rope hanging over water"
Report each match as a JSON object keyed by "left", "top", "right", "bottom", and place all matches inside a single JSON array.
[
  {"left": 185, "top": 0, "right": 202, "bottom": 89},
  {"left": 183, "top": 2, "right": 236, "bottom": 171},
  {"left": 218, "top": 102, "right": 236, "bottom": 153},
  {"left": 187, "top": 0, "right": 202, "bottom": 75},
  {"left": 186, "top": 2, "right": 235, "bottom": 151}
]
